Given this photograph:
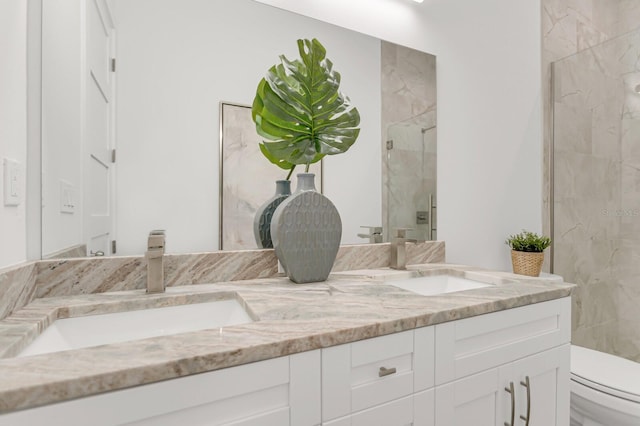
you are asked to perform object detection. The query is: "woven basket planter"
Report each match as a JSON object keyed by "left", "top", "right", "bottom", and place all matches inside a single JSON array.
[{"left": 510, "top": 250, "right": 545, "bottom": 277}]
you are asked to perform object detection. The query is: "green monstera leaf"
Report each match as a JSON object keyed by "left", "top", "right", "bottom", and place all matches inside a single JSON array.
[{"left": 252, "top": 38, "right": 360, "bottom": 172}]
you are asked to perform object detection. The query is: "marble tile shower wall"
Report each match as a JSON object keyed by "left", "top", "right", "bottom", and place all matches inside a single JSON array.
[
  {"left": 553, "top": 26, "right": 640, "bottom": 362},
  {"left": 381, "top": 41, "right": 436, "bottom": 242}
]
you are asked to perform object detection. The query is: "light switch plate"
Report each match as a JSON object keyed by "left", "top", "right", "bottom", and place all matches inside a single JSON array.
[
  {"left": 60, "top": 180, "right": 77, "bottom": 214},
  {"left": 3, "top": 158, "right": 21, "bottom": 206}
]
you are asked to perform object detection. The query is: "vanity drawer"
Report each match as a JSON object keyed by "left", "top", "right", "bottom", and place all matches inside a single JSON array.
[
  {"left": 322, "top": 327, "right": 434, "bottom": 421},
  {"left": 0, "top": 351, "right": 321, "bottom": 426},
  {"left": 434, "top": 298, "right": 570, "bottom": 385}
]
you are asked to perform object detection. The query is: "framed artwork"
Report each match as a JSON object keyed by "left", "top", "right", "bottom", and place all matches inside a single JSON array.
[{"left": 219, "top": 102, "right": 322, "bottom": 250}]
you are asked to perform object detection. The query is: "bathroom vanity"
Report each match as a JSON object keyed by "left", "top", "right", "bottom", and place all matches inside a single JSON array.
[{"left": 0, "top": 263, "right": 572, "bottom": 426}]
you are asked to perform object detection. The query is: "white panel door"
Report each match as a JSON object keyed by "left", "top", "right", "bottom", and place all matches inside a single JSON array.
[{"left": 84, "top": 0, "right": 115, "bottom": 256}]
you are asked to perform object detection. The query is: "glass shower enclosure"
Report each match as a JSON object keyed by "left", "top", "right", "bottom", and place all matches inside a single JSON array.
[
  {"left": 385, "top": 117, "right": 437, "bottom": 242},
  {"left": 552, "top": 27, "right": 640, "bottom": 362}
]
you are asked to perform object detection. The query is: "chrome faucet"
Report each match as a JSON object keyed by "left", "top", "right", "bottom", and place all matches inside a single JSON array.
[
  {"left": 358, "top": 226, "right": 383, "bottom": 244},
  {"left": 390, "top": 228, "right": 418, "bottom": 270},
  {"left": 145, "top": 230, "right": 166, "bottom": 293}
]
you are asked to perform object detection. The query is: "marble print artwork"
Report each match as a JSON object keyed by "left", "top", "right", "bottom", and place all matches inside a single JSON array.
[{"left": 220, "top": 102, "right": 321, "bottom": 251}]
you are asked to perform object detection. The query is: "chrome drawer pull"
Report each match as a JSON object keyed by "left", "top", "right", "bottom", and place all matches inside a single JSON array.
[
  {"left": 520, "top": 376, "right": 531, "bottom": 426},
  {"left": 378, "top": 366, "right": 397, "bottom": 377},
  {"left": 504, "top": 381, "right": 515, "bottom": 426}
]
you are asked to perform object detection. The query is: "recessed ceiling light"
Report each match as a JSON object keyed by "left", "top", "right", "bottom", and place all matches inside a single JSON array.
[{"left": 413, "top": 0, "right": 424, "bottom": 2}]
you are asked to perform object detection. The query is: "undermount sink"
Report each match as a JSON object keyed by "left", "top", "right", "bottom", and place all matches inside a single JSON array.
[
  {"left": 386, "top": 274, "right": 494, "bottom": 296},
  {"left": 18, "top": 298, "right": 254, "bottom": 357}
]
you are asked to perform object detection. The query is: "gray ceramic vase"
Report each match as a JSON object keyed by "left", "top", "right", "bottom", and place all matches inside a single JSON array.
[
  {"left": 270, "top": 173, "right": 342, "bottom": 283},
  {"left": 253, "top": 180, "right": 291, "bottom": 248}
]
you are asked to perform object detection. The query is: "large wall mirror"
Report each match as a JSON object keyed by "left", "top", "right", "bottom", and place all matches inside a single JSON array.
[{"left": 40, "top": 0, "right": 436, "bottom": 259}]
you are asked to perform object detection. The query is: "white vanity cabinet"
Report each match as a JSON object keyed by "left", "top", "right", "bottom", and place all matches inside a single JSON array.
[
  {"left": 321, "top": 328, "right": 435, "bottom": 426},
  {"left": 433, "top": 297, "right": 571, "bottom": 426},
  {"left": 0, "top": 350, "right": 321, "bottom": 426},
  {"left": 1, "top": 298, "right": 570, "bottom": 426}
]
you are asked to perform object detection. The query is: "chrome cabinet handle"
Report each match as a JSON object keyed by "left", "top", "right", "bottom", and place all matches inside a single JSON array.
[
  {"left": 520, "top": 376, "right": 531, "bottom": 426},
  {"left": 504, "top": 381, "right": 515, "bottom": 426},
  {"left": 378, "top": 366, "right": 397, "bottom": 377}
]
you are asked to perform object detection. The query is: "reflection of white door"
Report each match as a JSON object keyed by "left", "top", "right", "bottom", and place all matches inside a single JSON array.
[{"left": 84, "top": 0, "right": 115, "bottom": 256}]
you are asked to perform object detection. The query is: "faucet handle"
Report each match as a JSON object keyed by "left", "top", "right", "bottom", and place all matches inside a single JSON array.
[
  {"left": 393, "top": 228, "right": 413, "bottom": 239},
  {"left": 147, "top": 229, "right": 166, "bottom": 251},
  {"left": 360, "top": 226, "right": 383, "bottom": 234},
  {"left": 358, "top": 226, "right": 383, "bottom": 244}
]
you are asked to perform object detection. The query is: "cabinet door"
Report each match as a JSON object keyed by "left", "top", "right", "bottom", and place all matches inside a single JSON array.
[
  {"left": 434, "top": 368, "right": 502, "bottom": 426},
  {"left": 323, "top": 416, "right": 352, "bottom": 426},
  {"left": 351, "top": 394, "right": 414, "bottom": 426},
  {"left": 413, "top": 389, "right": 435, "bottom": 426},
  {"left": 322, "top": 390, "right": 434, "bottom": 426},
  {"left": 506, "top": 344, "right": 570, "bottom": 426},
  {"left": 221, "top": 408, "right": 290, "bottom": 426}
]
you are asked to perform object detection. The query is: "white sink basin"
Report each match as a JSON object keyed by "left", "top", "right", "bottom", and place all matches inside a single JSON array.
[
  {"left": 387, "top": 274, "right": 493, "bottom": 296},
  {"left": 18, "top": 299, "right": 253, "bottom": 357}
]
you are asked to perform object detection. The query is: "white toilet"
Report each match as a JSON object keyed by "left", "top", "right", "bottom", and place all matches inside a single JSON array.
[{"left": 570, "top": 345, "right": 640, "bottom": 426}]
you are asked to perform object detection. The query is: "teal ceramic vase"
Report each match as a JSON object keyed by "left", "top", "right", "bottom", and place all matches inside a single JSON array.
[{"left": 253, "top": 180, "right": 291, "bottom": 248}]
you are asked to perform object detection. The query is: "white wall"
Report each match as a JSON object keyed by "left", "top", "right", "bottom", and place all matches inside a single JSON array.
[
  {"left": 114, "top": 0, "right": 381, "bottom": 255},
  {"left": 41, "top": 0, "right": 84, "bottom": 257},
  {"left": 0, "top": 0, "right": 28, "bottom": 268},
  {"left": 258, "top": 0, "right": 543, "bottom": 271}
]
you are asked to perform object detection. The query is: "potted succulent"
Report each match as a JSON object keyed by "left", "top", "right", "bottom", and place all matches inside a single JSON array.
[
  {"left": 251, "top": 38, "right": 361, "bottom": 283},
  {"left": 505, "top": 230, "right": 551, "bottom": 277}
]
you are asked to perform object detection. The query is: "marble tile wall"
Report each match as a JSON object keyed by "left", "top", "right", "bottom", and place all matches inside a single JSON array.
[
  {"left": 0, "top": 241, "right": 445, "bottom": 321},
  {"left": 550, "top": 11, "right": 640, "bottom": 362},
  {"left": 381, "top": 41, "right": 437, "bottom": 242}
]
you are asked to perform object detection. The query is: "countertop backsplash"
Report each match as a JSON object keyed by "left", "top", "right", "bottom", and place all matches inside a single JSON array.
[
  {"left": 0, "top": 242, "right": 446, "bottom": 321},
  {"left": 0, "top": 262, "right": 38, "bottom": 321}
]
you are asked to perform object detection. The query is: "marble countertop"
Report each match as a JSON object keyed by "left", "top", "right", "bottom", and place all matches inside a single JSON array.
[{"left": 0, "top": 263, "right": 574, "bottom": 413}]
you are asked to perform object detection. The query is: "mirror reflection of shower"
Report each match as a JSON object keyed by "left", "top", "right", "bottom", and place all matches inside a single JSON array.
[
  {"left": 386, "top": 115, "right": 437, "bottom": 242},
  {"left": 380, "top": 41, "right": 437, "bottom": 243}
]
